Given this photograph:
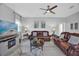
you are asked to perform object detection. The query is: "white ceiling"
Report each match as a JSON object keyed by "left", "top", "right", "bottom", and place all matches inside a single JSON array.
[{"left": 5, "top": 3, "right": 79, "bottom": 17}]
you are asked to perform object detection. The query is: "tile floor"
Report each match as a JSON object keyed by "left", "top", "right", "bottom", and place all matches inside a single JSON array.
[{"left": 20, "top": 39, "right": 65, "bottom": 56}]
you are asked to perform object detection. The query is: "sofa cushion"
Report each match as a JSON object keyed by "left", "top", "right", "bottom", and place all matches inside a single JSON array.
[
  {"left": 59, "top": 34, "right": 64, "bottom": 39},
  {"left": 33, "top": 32, "right": 37, "bottom": 36},
  {"left": 68, "top": 35, "right": 79, "bottom": 44},
  {"left": 60, "top": 42, "right": 70, "bottom": 49},
  {"left": 59, "top": 34, "right": 69, "bottom": 42}
]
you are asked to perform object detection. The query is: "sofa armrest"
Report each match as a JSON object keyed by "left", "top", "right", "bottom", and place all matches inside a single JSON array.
[
  {"left": 60, "top": 41, "right": 70, "bottom": 49},
  {"left": 68, "top": 44, "right": 79, "bottom": 56},
  {"left": 69, "top": 44, "right": 79, "bottom": 51}
]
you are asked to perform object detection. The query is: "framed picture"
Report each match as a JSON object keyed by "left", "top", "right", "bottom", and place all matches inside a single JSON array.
[
  {"left": 70, "top": 23, "right": 73, "bottom": 30},
  {"left": 75, "top": 22, "right": 78, "bottom": 30}
]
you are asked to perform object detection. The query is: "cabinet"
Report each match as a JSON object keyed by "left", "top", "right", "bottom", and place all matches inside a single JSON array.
[{"left": 0, "top": 34, "right": 20, "bottom": 56}]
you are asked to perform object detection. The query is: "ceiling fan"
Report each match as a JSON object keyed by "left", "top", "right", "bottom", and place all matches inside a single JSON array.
[{"left": 40, "top": 5, "right": 58, "bottom": 15}]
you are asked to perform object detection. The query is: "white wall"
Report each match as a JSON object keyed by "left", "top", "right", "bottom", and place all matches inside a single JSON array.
[
  {"left": 22, "top": 17, "right": 66, "bottom": 35},
  {"left": 64, "top": 12, "right": 79, "bottom": 33},
  {"left": 0, "top": 4, "right": 23, "bottom": 31},
  {"left": 1, "top": 3, "right": 79, "bottom": 35},
  {"left": 0, "top": 4, "right": 22, "bottom": 23},
  {"left": 0, "top": 4, "right": 23, "bottom": 56},
  {"left": 0, "top": 4, "right": 15, "bottom": 22}
]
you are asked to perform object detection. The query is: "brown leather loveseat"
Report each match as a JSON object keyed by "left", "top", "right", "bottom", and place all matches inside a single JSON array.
[{"left": 52, "top": 32, "right": 79, "bottom": 56}]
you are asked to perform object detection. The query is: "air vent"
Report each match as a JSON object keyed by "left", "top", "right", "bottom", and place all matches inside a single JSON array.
[{"left": 69, "top": 5, "right": 75, "bottom": 9}]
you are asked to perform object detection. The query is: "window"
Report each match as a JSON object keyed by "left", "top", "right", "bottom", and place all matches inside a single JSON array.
[
  {"left": 15, "top": 19, "right": 21, "bottom": 32},
  {"left": 41, "top": 21, "right": 46, "bottom": 28},
  {"left": 70, "top": 23, "right": 73, "bottom": 30},
  {"left": 34, "top": 21, "right": 46, "bottom": 28},
  {"left": 34, "top": 21, "right": 39, "bottom": 28},
  {"left": 75, "top": 23, "right": 78, "bottom": 30}
]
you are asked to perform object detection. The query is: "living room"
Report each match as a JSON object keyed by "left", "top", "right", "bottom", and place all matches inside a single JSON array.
[{"left": 0, "top": 2, "right": 79, "bottom": 56}]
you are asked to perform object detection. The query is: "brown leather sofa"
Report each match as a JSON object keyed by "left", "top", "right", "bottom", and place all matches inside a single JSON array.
[
  {"left": 29, "top": 31, "right": 50, "bottom": 41},
  {"left": 52, "top": 32, "right": 79, "bottom": 56}
]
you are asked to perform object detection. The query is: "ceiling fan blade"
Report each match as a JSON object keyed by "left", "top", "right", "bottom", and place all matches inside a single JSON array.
[
  {"left": 40, "top": 8, "right": 47, "bottom": 10},
  {"left": 47, "top": 5, "right": 50, "bottom": 9},
  {"left": 44, "top": 11, "right": 47, "bottom": 15},
  {"left": 50, "top": 10, "right": 55, "bottom": 14},
  {"left": 50, "top": 5, "right": 57, "bottom": 10}
]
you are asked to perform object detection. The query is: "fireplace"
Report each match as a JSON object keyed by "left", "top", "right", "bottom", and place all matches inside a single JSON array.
[{"left": 8, "top": 38, "right": 16, "bottom": 49}]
